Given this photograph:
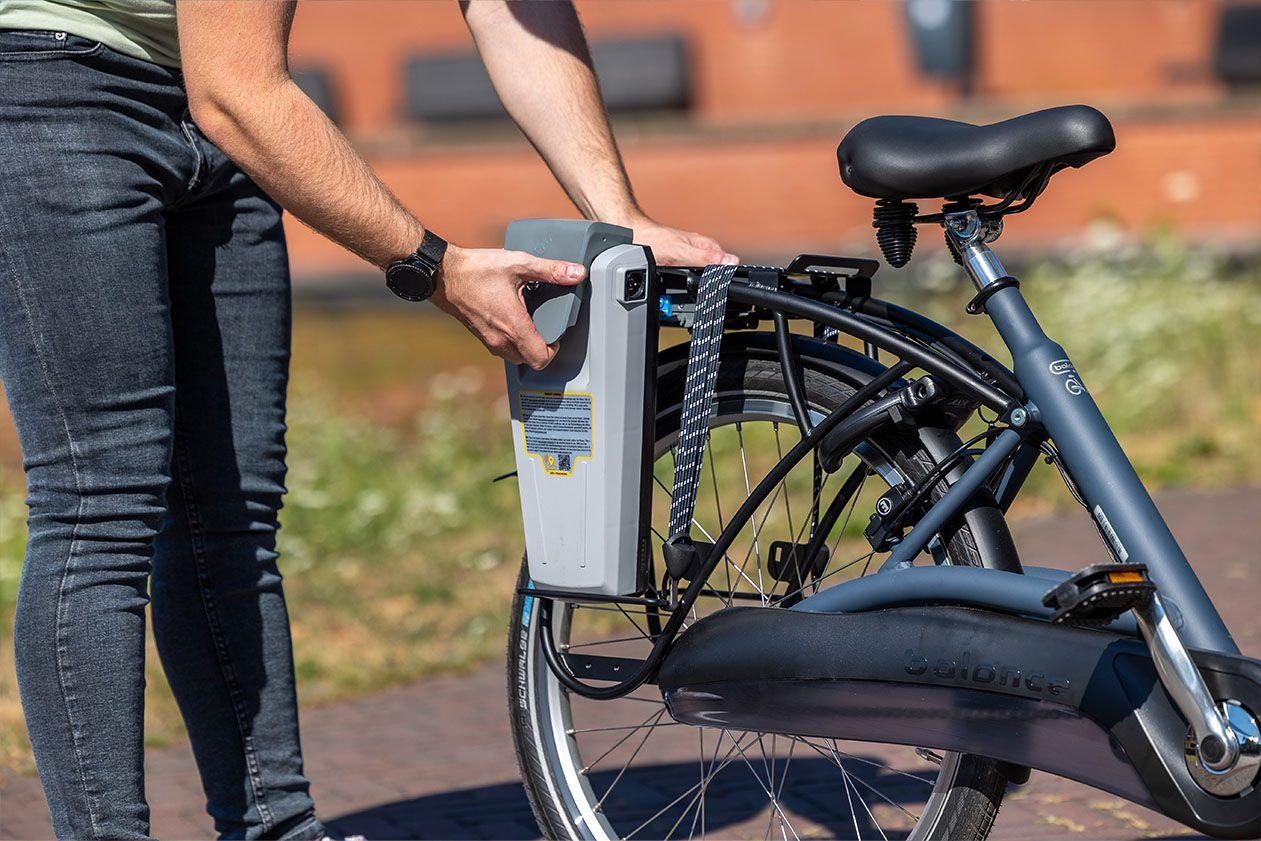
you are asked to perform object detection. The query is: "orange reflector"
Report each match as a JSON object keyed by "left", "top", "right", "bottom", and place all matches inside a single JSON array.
[{"left": 1107, "top": 571, "right": 1144, "bottom": 584}]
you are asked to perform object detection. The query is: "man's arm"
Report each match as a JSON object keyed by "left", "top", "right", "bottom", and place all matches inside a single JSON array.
[
  {"left": 461, "top": 1, "right": 737, "bottom": 266},
  {"left": 177, "top": 0, "right": 586, "bottom": 370}
]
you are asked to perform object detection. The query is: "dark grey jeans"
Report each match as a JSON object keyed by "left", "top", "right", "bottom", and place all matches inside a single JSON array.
[{"left": 0, "top": 31, "right": 325, "bottom": 840}]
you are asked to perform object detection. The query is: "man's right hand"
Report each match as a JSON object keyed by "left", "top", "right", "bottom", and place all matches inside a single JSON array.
[{"left": 431, "top": 246, "right": 587, "bottom": 371}]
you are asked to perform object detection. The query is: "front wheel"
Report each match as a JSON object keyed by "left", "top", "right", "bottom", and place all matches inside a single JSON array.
[{"left": 508, "top": 349, "right": 1011, "bottom": 840}]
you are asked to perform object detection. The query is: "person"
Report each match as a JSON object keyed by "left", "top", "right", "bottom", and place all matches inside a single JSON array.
[{"left": 0, "top": 1, "right": 737, "bottom": 838}]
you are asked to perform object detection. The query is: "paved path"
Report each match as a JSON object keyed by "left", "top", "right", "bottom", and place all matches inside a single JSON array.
[{"left": 1, "top": 488, "right": 1257, "bottom": 840}]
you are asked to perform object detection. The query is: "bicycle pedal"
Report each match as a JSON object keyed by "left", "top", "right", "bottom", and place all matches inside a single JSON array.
[
  {"left": 1042, "top": 562, "right": 1156, "bottom": 627},
  {"left": 767, "top": 541, "right": 830, "bottom": 584}
]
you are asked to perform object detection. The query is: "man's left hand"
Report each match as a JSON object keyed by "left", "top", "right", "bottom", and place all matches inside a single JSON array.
[{"left": 630, "top": 218, "right": 739, "bottom": 267}]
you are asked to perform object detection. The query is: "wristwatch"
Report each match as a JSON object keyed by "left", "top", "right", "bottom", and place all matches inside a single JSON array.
[{"left": 385, "top": 230, "right": 448, "bottom": 302}]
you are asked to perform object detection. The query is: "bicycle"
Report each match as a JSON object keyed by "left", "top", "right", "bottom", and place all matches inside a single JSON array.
[{"left": 503, "top": 105, "right": 1261, "bottom": 840}]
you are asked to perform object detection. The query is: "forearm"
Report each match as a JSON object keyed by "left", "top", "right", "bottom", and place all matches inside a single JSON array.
[
  {"left": 190, "top": 80, "right": 422, "bottom": 268},
  {"left": 179, "top": 0, "right": 422, "bottom": 269},
  {"left": 462, "top": 0, "right": 644, "bottom": 226},
  {"left": 175, "top": 0, "right": 603, "bottom": 372}
]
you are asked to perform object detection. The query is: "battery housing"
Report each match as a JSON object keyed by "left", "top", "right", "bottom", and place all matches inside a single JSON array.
[{"left": 505, "top": 220, "right": 654, "bottom": 595}]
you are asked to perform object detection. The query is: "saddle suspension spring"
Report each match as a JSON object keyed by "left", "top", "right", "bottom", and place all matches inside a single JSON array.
[{"left": 872, "top": 199, "right": 919, "bottom": 268}]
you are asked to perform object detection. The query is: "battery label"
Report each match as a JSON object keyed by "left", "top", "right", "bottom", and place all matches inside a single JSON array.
[{"left": 519, "top": 390, "right": 594, "bottom": 476}]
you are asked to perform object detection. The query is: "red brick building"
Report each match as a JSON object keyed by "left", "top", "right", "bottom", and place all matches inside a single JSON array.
[{"left": 284, "top": 0, "right": 1261, "bottom": 280}]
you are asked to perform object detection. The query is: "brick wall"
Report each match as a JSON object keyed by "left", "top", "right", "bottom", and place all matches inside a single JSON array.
[{"left": 282, "top": 0, "right": 1261, "bottom": 278}]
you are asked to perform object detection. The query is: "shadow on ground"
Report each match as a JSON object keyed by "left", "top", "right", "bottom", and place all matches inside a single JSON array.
[{"left": 327, "top": 756, "right": 935, "bottom": 840}]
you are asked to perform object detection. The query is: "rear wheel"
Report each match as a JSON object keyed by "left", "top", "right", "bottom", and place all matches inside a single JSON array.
[{"left": 508, "top": 349, "right": 1011, "bottom": 840}]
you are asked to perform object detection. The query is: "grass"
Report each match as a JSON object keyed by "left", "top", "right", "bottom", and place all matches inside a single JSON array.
[{"left": 1, "top": 238, "right": 1259, "bottom": 777}]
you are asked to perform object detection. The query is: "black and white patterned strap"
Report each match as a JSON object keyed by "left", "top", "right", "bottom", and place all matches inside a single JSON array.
[{"left": 666, "top": 263, "right": 738, "bottom": 542}]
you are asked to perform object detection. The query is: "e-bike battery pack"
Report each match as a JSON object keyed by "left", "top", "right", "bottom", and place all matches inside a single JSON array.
[{"left": 504, "top": 219, "right": 654, "bottom": 596}]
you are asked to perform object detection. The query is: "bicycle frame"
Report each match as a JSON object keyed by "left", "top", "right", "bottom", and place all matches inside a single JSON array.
[{"left": 529, "top": 235, "right": 1240, "bottom": 680}]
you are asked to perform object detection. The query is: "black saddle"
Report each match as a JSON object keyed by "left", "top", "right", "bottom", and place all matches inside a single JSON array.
[{"left": 837, "top": 105, "right": 1115, "bottom": 202}]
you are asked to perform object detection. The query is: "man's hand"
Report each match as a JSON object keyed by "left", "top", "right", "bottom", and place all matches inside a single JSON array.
[
  {"left": 630, "top": 218, "right": 739, "bottom": 267},
  {"left": 431, "top": 246, "right": 587, "bottom": 371}
]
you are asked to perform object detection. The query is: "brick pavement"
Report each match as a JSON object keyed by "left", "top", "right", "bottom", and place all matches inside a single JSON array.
[{"left": 1, "top": 487, "right": 1257, "bottom": 840}]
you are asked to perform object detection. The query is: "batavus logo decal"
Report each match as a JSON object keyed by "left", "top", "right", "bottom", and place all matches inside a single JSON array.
[
  {"left": 1048, "top": 358, "right": 1086, "bottom": 397},
  {"left": 904, "top": 649, "right": 1070, "bottom": 697}
]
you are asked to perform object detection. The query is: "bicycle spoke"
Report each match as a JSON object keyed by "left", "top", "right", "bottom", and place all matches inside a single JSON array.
[
  {"left": 840, "top": 750, "right": 862, "bottom": 841},
  {"left": 833, "top": 739, "right": 889, "bottom": 841},
  {"left": 669, "top": 728, "right": 737, "bottom": 841},
  {"left": 708, "top": 436, "right": 733, "bottom": 605},
  {"left": 772, "top": 424, "right": 798, "bottom": 553},
  {"left": 768, "top": 735, "right": 797, "bottom": 840},
  {"left": 692, "top": 728, "right": 708, "bottom": 841},
  {"left": 667, "top": 461, "right": 788, "bottom": 605},
  {"left": 616, "top": 604, "right": 654, "bottom": 642},
  {"left": 774, "top": 466, "right": 836, "bottom": 598},
  {"left": 566, "top": 634, "right": 654, "bottom": 650},
  {"left": 791, "top": 737, "right": 923, "bottom": 824},
  {"left": 612, "top": 694, "right": 667, "bottom": 706},
  {"left": 828, "top": 468, "right": 868, "bottom": 562},
  {"left": 573, "top": 603, "right": 652, "bottom": 616},
  {"left": 569, "top": 721, "right": 682, "bottom": 735},
  {"left": 658, "top": 445, "right": 730, "bottom": 564},
  {"left": 593, "top": 707, "right": 669, "bottom": 808},
  {"left": 621, "top": 729, "right": 755, "bottom": 840},
  {"left": 654, "top": 471, "right": 747, "bottom": 594},
  {"left": 579, "top": 707, "right": 667, "bottom": 774},
  {"left": 707, "top": 435, "right": 726, "bottom": 532},
  {"left": 760, "top": 733, "right": 780, "bottom": 841},
  {"left": 735, "top": 423, "right": 768, "bottom": 598},
  {"left": 728, "top": 735, "right": 802, "bottom": 841},
  {"left": 791, "top": 736, "right": 935, "bottom": 787},
  {"left": 777, "top": 549, "right": 877, "bottom": 604},
  {"left": 730, "top": 481, "right": 792, "bottom": 605}
]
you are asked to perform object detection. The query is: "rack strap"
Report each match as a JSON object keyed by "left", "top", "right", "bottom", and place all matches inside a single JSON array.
[{"left": 665, "top": 264, "right": 738, "bottom": 568}]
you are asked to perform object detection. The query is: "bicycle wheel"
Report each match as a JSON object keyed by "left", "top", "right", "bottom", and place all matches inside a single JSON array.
[{"left": 509, "top": 345, "right": 1012, "bottom": 840}]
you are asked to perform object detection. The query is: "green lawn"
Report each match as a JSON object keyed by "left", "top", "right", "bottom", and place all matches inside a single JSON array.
[{"left": 1, "top": 239, "right": 1258, "bottom": 777}]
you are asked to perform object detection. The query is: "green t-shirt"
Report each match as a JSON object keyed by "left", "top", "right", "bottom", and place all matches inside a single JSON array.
[{"left": 0, "top": 0, "right": 179, "bottom": 67}]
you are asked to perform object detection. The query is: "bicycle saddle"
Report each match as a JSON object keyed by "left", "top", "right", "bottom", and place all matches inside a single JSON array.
[{"left": 837, "top": 105, "right": 1115, "bottom": 201}]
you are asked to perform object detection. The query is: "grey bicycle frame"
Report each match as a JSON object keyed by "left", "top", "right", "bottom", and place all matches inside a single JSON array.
[{"left": 847, "top": 213, "right": 1239, "bottom": 656}]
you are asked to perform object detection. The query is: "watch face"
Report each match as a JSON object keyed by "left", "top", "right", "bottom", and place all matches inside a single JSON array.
[{"left": 386, "top": 262, "right": 436, "bottom": 302}]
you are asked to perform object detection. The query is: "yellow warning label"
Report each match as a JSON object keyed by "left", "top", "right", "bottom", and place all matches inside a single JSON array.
[{"left": 519, "top": 390, "right": 594, "bottom": 476}]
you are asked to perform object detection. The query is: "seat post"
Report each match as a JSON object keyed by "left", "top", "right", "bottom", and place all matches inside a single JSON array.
[{"left": 943, "top": 209, "right": 1012, "bottom": 293}]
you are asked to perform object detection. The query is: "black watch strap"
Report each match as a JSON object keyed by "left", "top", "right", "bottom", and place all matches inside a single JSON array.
[
  {"left": 415, "top": 229, "right": 447, "bottom": 273},
  {"left": 385, "top": 230, "right": 448, "bottom": 302}
]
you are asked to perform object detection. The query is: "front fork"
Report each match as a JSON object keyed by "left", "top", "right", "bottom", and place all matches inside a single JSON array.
[{"left": 945, "top": 209, "right": 1248, "bottom": 780}]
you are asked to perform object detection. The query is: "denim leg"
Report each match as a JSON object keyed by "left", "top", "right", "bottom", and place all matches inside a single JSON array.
[
  {"left": 0, "top": 36, "right": 193, "bottom": 838},
  {"left": 151, "top": 132, "right": 324, "bottom": 841},
  {"left": 0, "top": 215, "right": 173, "bottom": 841}
]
